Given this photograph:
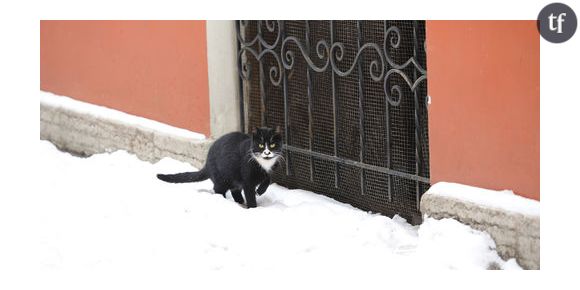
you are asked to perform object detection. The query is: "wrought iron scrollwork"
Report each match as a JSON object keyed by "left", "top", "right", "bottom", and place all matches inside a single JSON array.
[
  {"left": 237, "top": 47, "right": 283, "bottom": 87},
  {"left": 237, "top": 20, "right": 282, "bottom": 49},
  {"left": 383, "top": 25, "right": 426, "bottom": 73},
  {"left": 384, "top": 69, "right": 427, "bottom": 106},
  {"left": 237, "top": 20, "right": 284, "bottom": 87},
  {"left": 237, "top": 20, "right": 427, "bottom": 104},
  {"left": 330, "top": 42, "right": 384, "bottom": 82},
  {"left": 281, "top": 36, "right": 329, "bottom": 72},
  {"left": 382, "top": 22, "right": 427, "bottom": 106}
]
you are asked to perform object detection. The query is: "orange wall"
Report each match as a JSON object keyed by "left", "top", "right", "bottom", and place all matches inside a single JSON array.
[
  {"left": 40, "top": 20, "right": 210, "bottom": 136},
  {"left": 426, "top": 21, "right": 540, "bottom": 200}
]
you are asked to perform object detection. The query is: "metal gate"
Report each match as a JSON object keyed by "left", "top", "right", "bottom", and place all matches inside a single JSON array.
[{"left": 236, "top": 20, "right": 429, "bottom": 223}]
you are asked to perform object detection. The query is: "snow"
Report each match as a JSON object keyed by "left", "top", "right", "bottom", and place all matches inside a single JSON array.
[
  {"left": 426, "top": 182, "right": 540, "bottom": 217},
  {"left": 28, "top": 141, "right": 520, "bottom": 288},
  {"left": 40, "top": 91, "right": 206, "bottom": 140}
]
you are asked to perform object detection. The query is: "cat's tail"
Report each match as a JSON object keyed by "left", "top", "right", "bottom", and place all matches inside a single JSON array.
[{"left": 156, "top": 167, "right": 209, "bottom": 183}]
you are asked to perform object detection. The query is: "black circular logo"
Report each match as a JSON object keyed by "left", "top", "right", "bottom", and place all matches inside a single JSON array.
[{"left": 538, "top": 2, "right": 577, "bottom": 43}]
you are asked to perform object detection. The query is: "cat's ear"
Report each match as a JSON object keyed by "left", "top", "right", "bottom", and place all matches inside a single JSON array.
[
  {"left": 252, "top": 127, "right": 259, "bottom": 135},
  {"left": 275, "top": 126, "right": 281, "bottom": 134}
]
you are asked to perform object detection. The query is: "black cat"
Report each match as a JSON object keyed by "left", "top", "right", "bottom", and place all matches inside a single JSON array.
[{"left": 157, "top": 127, "right": 283, "bottom": 208}]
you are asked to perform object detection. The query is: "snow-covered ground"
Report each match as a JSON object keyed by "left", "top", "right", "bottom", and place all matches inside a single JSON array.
[{"left": 26, "top": 140, "right": 520, "bottom": 288}]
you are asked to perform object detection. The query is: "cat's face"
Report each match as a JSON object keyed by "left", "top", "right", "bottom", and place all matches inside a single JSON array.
[{"left": 251, "top": 127, "right": 282, "bottom": 162}]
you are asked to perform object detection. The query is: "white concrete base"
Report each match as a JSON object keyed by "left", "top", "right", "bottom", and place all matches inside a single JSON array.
[
  {"left": 420, "top": 182, "right": 540, "bottom": 269},
  {"left": 41, "top": 102, "right": 212, "bottom": 169}
]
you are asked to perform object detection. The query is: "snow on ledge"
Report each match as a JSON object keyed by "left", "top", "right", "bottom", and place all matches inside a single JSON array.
[
  {"left": 40, "top": 91, "right": 206, "bottom": 140},
  {"left": 425, "top": 182, "right": 540, "bottom": 217}
]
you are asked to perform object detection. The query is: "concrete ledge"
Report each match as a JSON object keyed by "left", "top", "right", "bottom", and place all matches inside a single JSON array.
[
  {"left": 41, "top": 102, "right": 212, "bottom": 169},
  {"left": 420, "top": 182, "right": 540, "bottom": 269}
]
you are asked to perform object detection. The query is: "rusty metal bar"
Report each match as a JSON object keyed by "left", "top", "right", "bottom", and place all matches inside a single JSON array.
[
  {"left": 330, "top": 20, "right": 339, "bottom": 188},
  {"left": 412, "top": 20, "right": 422, "bottom": 211},
  {"left": 284, "top": 144, "right": 430, "bottom": 184},
  {"left": 281, "top": 21, "right": 291, "bottom": 175},
  {"left": 356, "top": 21, "right": 366, "bottom": 196},
  {"left": 383, "top": 20, "right": 392, "bottom": 202},
  {"left": 305, "top": 21, "right": 314, "bottom": 182}
]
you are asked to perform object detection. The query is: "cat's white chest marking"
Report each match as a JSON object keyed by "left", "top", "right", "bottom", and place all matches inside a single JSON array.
[{"left": 253, "top": 156, "right": 278, "bottom": 172}]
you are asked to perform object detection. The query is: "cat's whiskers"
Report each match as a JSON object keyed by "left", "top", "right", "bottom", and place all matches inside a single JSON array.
[
  {"left": 245, "top": 148, "right": 256, "bottom": 162},
  {"left": 276, "top": 154, "right": 286, "bottom": 163}
]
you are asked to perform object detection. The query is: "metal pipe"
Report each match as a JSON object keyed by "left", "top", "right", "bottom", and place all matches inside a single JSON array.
[
  {"left": 356, "top": 21, "right": 366, "bottom": 196},
  {"left": 235, "top": 20, "right": 246, "bottom": 133},
  {"left": 258, "top": 21, "right": 267, "bottom": 127},
  {"left": 281, "top": 21, "right": 291, "bottom": 176},
  {"left": 305, "top": 21, "right": 314, "bottom": 182},
  {"left": 330, "top": 20, "right": 339, "bottom": 188},
  {"left": 284, "top": 144, "right": 430, "bottom": 184},
  {"left": 383, "top": 20, "right": 392, "bottom": 202},
  {"left": 412, "top": 20, "right": 422, "bottom": 211}
]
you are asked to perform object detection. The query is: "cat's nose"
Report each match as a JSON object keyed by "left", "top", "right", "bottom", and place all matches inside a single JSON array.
[{"left": 264, "top": 151, "right": 271, "bottom": 155}]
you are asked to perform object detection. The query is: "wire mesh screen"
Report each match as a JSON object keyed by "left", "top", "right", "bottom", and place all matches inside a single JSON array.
[{"left": 237, "top": 21, "right": 429, "bottom": 224}]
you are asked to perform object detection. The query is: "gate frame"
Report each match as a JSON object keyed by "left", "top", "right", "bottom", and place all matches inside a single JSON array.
[{"left": 236, "top": 20, "right": 429, "bottom": 223}]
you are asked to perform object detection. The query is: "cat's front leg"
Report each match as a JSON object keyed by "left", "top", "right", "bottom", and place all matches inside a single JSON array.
[
  {"left": 256, "top": 176, "right": 271, "bottom": 196},
  {"left": 243, "top": 186, "right": 258, "bottom": 208}
]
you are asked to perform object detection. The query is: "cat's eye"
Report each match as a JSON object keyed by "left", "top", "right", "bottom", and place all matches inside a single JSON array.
[
  {"left": 270, "top": 143, "right": 276, "bottom": 148},
  {"left": 258, "top": 144, "right": 264, "bottom": 148}
]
